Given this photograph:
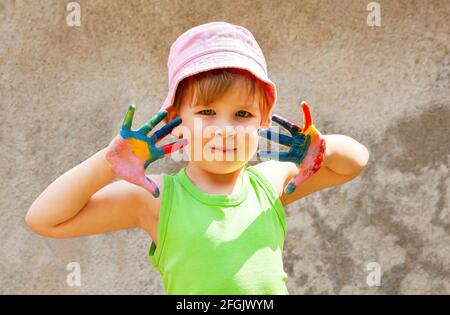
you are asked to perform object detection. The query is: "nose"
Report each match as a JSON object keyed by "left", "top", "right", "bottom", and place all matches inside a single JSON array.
[{"left": 214, "top": 125, "right": 237, "bottom": 137}]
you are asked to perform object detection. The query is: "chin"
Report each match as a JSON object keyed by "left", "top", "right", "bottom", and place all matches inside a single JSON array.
[
  {"left": 186, "top": 145, "right": 256, "bottom": 174},
  {"left": 198, "top": 160, "right": 248, "bottom": 174}
]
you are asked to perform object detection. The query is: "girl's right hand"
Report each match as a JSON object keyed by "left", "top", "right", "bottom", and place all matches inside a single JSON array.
[{"left": 105, "top": 104, "right": 188, "bottom": 198}]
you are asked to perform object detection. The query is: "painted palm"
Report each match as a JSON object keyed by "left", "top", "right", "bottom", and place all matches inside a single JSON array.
[
  {"left": 257, "top": 101, "right": 326, "bottom": 195},
  {"left": 105, "top": 105, "right": 188, "bottom": 198}
]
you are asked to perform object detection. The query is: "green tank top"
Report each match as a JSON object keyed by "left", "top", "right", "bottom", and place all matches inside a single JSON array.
[{"left": 147, "top": 165, "right": 289, "bottom": 294}]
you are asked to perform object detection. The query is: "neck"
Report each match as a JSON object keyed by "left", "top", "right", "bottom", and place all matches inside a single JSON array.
[{"left": 185, "top": 163, "right": 246, "bottom": 195}]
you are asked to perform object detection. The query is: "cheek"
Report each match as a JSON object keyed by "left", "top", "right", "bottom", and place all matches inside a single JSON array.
[
  {"left": 247, "top": 130, "right": 259, "bottom": 151},
  {"left": 184, "top": 126, "right": 212, "bottom": 156},
  {"left": 236, "top": 128, "right": 259, "bottom": 150}
]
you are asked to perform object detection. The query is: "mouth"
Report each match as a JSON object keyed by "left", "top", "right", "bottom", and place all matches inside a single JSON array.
[{"left": 212, "top": 147, "right": 237, "bottom": 152}]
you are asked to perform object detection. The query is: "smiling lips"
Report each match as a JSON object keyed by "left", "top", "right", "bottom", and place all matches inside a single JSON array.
[{"left": 212, "top": 147, "right": 237, "bottom": 152}]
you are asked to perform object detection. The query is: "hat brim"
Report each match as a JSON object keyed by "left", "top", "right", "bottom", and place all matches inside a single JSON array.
[{"left": 160, "top": 51, "right": 277, "bottom": 125}]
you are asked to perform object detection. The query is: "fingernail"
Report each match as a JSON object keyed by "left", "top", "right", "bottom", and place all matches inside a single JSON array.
[{"left": 152, "top": 187, "right": 160, "bottom": 198}]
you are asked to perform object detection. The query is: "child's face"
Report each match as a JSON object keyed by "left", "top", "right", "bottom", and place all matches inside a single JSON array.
[{"left": 173, "top": 82, "right": 263, "bottom": 174}]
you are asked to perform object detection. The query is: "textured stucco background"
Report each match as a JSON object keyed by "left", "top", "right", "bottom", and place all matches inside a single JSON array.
[{"left": 1, "top": 0, "right": 449, "bottom": 294}]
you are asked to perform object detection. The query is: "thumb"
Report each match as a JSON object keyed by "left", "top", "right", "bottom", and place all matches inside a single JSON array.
[
  {"left": 284, "top": 139, "right": 326, "bottom": 195},
  {"left": 284, "top": 173, "right": 304, "bottom": 195},
  {"left": 136, "top": 175, "right": 160, "bottom": 198}
]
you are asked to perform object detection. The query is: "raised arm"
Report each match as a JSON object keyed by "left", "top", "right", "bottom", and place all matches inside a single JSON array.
[
  {"left": 25, "top": 105, "right": 187, "bottom": 238},
  {"left": 279, "top": 134, "right": 369, "bottom": 206},
  {"left": 256, "top": 101, "right": 369, "bottom": 206},
  {"left": 25, "top": 148, "right": 157, "bottom": 238}
]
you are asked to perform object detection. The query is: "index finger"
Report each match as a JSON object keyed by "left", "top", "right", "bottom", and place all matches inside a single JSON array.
[
  {"left": 271, "top": 114, "right": 301, "bottom": 135},
  {"left": 149, "top": 116, "right": 183, "bottom": 143},
  {"left": 137, "top": 110, "right": 168, "bottom": 135}
]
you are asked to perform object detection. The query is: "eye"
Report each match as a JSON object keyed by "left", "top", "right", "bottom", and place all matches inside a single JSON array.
[
  {"left": 198, "top": 109, "right": 215, "bottom": 116},
  {"left": 236, "top": 110, "right": 252, "bottom": 118}
]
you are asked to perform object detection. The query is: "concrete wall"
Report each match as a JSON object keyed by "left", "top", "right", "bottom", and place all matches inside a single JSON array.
[{"left": 1, "top": 0, "right": 448, "bottom": 294}]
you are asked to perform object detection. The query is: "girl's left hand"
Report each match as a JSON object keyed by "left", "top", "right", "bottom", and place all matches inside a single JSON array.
[{"left": 257, "top": 101, "right": 326, "bottom": 195}]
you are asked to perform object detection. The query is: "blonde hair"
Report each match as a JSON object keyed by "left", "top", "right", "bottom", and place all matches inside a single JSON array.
[{"left": 168, "top": 68, "right": 271, "bottom": 127}]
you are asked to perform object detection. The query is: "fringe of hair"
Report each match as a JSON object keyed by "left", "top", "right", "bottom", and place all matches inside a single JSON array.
[{"left": 169, "top": 68, "right": 270, "bottom": 126}]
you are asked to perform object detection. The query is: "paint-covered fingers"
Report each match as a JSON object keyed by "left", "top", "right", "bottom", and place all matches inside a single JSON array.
[
  {"left": 137, "top": 110, "right": 168, "bottom": 135},
  {"left": 284, "top": 138, "right": 326, "bottom": 195},
  {"left": 142, "top": 136, "right": 189, "bottom": 169},
  {"left": 269, "top": 100, "right": 316, "bottom": 138},
  {"left": 256, "top": 150, "right": 296, "bottom": 163},
  {"left": 258, "top": 128, "right": 293, "bottom": 146},
  {"left": 160, "top": 138, "right": 189, "bottom": 155},
  {"left": 271, "top": 114, "right": 302, "bottom": 135},
  {"left": 149, "top": 116, "right": 183, "bottom": 143}
]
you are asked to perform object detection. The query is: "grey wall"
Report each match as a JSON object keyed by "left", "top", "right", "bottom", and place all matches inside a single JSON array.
[{"left": 1, "top": 0, "right": 448, "bottom": 294}]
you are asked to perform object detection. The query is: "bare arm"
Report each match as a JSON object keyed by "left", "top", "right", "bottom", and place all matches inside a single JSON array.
[
  {"left": 255, "top": 134, "right": 369, "bottom": 207},
  {"left": 25, "top": 106, "right": 186, "bottom": 238},
  {"left": 25, "top": 148, "right": 153, "bottom": 238},
  {"left": 321, "top": 134, "right": 370, "bottom": 175},
  {"left": 26, "top": 148, "right": 114, "bottom": 228},
  {"left": 280, "top": 134, "right": 369, "bottom": 205},
  {"left": 257, "top": 102, "right": 369, "bottom": 206}
]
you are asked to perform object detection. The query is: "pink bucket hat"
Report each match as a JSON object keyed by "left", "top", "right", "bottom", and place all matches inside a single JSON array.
[{"left": 160, "top": 21, "right": 277, "bottom": 125}]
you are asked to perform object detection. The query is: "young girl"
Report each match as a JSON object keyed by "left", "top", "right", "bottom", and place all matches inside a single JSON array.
[{"left": 25, "top": 21, "right": 369, "bottom": 294}]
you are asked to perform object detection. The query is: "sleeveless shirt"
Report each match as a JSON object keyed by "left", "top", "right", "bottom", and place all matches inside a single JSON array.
[{"left": 147, "top": 165, "right": 289, "bottom": 294}]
